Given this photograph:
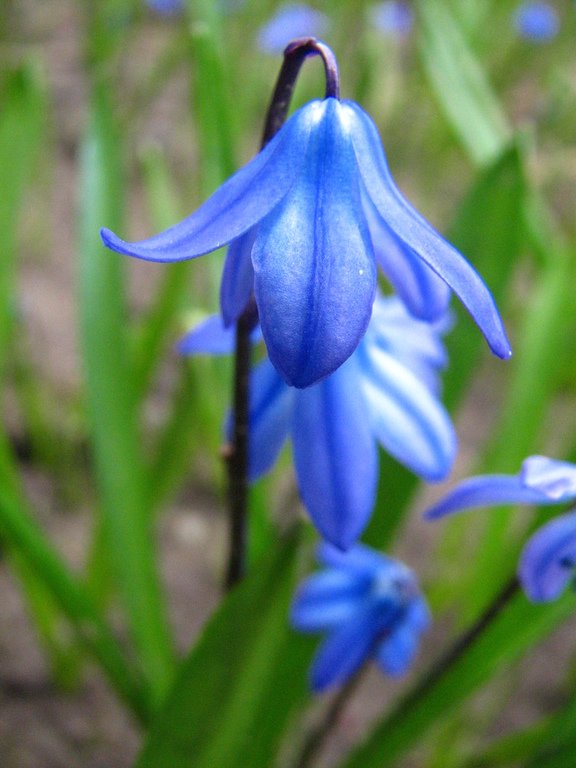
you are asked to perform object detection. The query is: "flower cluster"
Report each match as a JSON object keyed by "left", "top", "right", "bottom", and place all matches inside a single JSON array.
[
  {"left": 425, "top": 455, "right": 576, "bottom": 602},
  {"left": 182, "top": 294, "right": 456, "bottom": 549},
  {"left": 100, "top": 38, "right": 513, "bottom": 690},
  {"left": 291, "top": 544, "right": 430, "bottom": 691}
]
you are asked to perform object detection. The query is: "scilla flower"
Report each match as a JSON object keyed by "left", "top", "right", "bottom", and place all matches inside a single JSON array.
[
  {"left": 514, "top": 2, "right": 560, "bottom": 42},
  {"left": 291, "top": 543, "right": 430, "bottom": 691},
  {"left": 181, "top": 294, "right": 456, "bottom": 549},
  {"left": 102, "top": 95, "right": 511, "bottom": 389},
  {"left": 424, "top": 455, "right": 576, "bottom": 602}
]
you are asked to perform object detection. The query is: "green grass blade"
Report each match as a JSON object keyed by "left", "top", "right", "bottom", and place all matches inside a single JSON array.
[
  {"left": 0, "top": 433, "right": 149, "bottom": 721},
  {"left": 78, "top": 84, "right": 175, "bottom": 704},
  {"left": 341, "top": 591, "right": 575, "bottom": 768},
  {"left": 135, "top": 529, "right": 315, "bottom": 768},
  {"left": 416, "top": 0, "right": 511, "bottom": 166}
]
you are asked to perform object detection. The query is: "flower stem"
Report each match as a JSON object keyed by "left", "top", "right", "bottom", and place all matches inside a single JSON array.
[
  {"left": 225, "top": 309, "right": 255, "bottom": 589},
  {"left": 296, "top": 666, "right": 369, "bottom": 768},
  {"left": 261, "top": 37, "right": 340, "bottom": 146},
  {"left": 294, "top": 576, "right": 520, "bottom": 766},
  {"left": 224, "top": 38, "right": 340, "bottom": 589}
]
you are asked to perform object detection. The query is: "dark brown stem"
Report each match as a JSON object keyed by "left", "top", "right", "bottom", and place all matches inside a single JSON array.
[
  {"left": 224, "top": 309, "right": 255, "bottom": 590},
  {"left": 261, "top": 37, "right": 340, "bottom": 146},
  {"left": 296, "top": 665, "right": 368, "bottom": 768},
  {"left": 224, "top": 39, "right": 340, "bottom": 590}
]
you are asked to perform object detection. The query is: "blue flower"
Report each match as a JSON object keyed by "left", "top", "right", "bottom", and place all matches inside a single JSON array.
[
  {"left": 291, "top": 543, "right": 430, "bottom": 691},
  {"left": 371, "top": 1, "right": 414, "bottom": 38},
  {"left": 257, "top": 5, "right": 329, "bottom": 55},
  {"left": 424, "top": 455, "right": 576, "bottom": 602},
  {"left": 182, "top": 294, "right": 456, "bottom": 549},
  {"left": 102, "top": 97, "right": 511, "bottom": 388},
  {"left": 514, "top": 2, "right": 559, "bottom": 42},
  {"left": 146, "top": 0, "right": 184, "bottom": 16}
]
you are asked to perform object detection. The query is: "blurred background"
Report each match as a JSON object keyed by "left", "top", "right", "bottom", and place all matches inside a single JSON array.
[{"left": 1, "top": 1, "right": 576, "bottom": 766}]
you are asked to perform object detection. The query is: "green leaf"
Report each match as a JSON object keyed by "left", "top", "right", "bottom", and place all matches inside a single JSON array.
[
  {"left": 416, "top": 0, "right": 510, "bottom": 166},
  {"left": 136, "top": 530, "right": 315, "bottom": 768},
  {"left": 78, "top": 84, "right": 175, "bottom": 704},
  {"left": 341, "top": 590, "right": 575, "bottom": 768}
]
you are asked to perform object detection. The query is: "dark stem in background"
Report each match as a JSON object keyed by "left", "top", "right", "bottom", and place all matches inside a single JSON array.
[
  {"left": 224, "top": 38, "right": 340, "bottom": 590},
  {"left": 294, "top": 576, "right": 520, "bottom": 766}
]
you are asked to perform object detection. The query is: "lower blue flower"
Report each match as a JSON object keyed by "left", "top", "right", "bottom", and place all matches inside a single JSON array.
[
  {"left": 423, "top": 455, "right": 576, "bottom": 602},
  {"left": 514, "top": 2, "right": 560, "bottom": 42},
  {"left": 291, "top": 543, "right": 430, "bottom": 691},
  {"left": 182, "top": 294, "right": 456, "bottom": 549}
]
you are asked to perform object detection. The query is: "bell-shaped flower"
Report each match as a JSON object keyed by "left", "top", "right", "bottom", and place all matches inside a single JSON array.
[
  {"left": 424, "top": 455, "right": 576, "bottom": 602},
  {"left": 291, "top": 543, "right": 430, "bottom": 691},
  {"left": 102, "top": 97, "right": 511, "bottom": 388},
  {"left": 181, "top": 294, "right": 457, "bottom": 549}
]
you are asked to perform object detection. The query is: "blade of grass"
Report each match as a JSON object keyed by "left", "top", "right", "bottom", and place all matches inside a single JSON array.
[
  {"left": 341, "top": 589, "right": 575, "bottom": 768},
  {"left": 78, "top": 83, "right": 175, "bottom": 705},
  {"left": 0, "top": 432, "right": 149, "bottom": 722},
  {"left": 416, "top": 0, "right": 511, "bottom": 166},
  {"left": 135, "top": 529, "right": 315, "bottom": 768}
]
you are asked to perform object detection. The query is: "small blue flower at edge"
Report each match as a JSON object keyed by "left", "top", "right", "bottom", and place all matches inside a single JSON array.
[
  {"left": 290, "top": 543, "right": 430, "bottom": 692},
  {"left": 180, "top": 294, "right": 457, "bottom": 550},
  {"left": 101, "top": 97, "right": 511, "bottom": 389},
  {"left": 424, "top": 455, "right": 576, "bottom": 602},
  {"left": 257, "top": 5, "right": 329, "bottom": 55},
  {"left": 514, "top": 2, "right": 560, "bottom": 42},
  {"left": 145, "top": 0, "right": 184, "bottom": 16}
]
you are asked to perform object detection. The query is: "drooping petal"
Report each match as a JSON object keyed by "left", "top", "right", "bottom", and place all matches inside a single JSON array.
[
  {"left": 309, "top": 606, "right": 380, "bottom": 691},
  {"left": 244, "top": 359, "right": 294, "bottom": 481},
  {"left": 253, "top": 98, "right": 376, "bottom": 388},
  {"left": 177, "top": 313, "right": 262, "bottom": 355},
  {"left": 363, "top": 193, "right": 451, "bottom": 321},
  {"left": 291, "top": 570, "right": 367, "bottom": 631},
  {"left": 519, "top": 512, "right": 576, "bottom": 602},
  {"left": 424, "top": 475, "right": 555, "bottom": 520},
  {"left": 345, "top": 100, "right": 511, "bottom": 360},
  {"left": 520, "top": 456, "right": 576, "bottom": 502},
  {"left": 177, "top": 314, "right": 235, "bottom": 356},
  {"left": 403, "top": 595, "right": 432, "bottom": 633},
  {"left": 292, "top": 357, "right": 378, "bottom": 549},
  {"left": 359, "top": 345, "right": 456, "bottom": 481},
  {"left": 375, "top": 623, "right": 419, "bottom": 676},
  {"left": 220, "top": 229, "right": 256, "bottom": 326},
  {"left": 100, "top": 102, "right": 316, "bottom": 262}
]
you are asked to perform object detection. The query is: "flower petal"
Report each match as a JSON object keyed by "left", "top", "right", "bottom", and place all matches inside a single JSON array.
[
  {"left": 309, "top": 607, "right": 379, "bottom": 691},
  {"left": 220, "top": 229, "right": 256, "bottom": 326},
  {"left": 178, "top": 314, "right": 262, "bottom": 355},
  {"left": 345, "top": 100, "right": 511, "bottom": 360},
  {"left": 244, "top": 359, "right": 293, "bottom": 481},
  {"left": 424, "top": 475, "right": 555, "bottom": 520},
  {"left": 363, "top": 193, "right": 451, "bottom": 321},
  {"left": 290, "top": 570, "right": 367, "bottom": 631},
  {"left": 100, "top": 102, "right": 316, "bottom": 262},
  {"left": 360, "top": 345, "right": 456, "bottom": 481},
  {"left": 519, "top": 512, "right": 576, "bottom": 602},
  {"left": 520, "top": 456, "right": 576, "bottom": 502},
  {"left": 177, "top": 314, "right": 235, "bottom": 355},
  {"left": 253, "top": 98, "right": 376, "bottom": 388},
  {"left": 375, "top": 624, "right": 419, "bottom": 677},
  {"left": 292, "top": 358, "right": 378, "bottom": 549}
]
